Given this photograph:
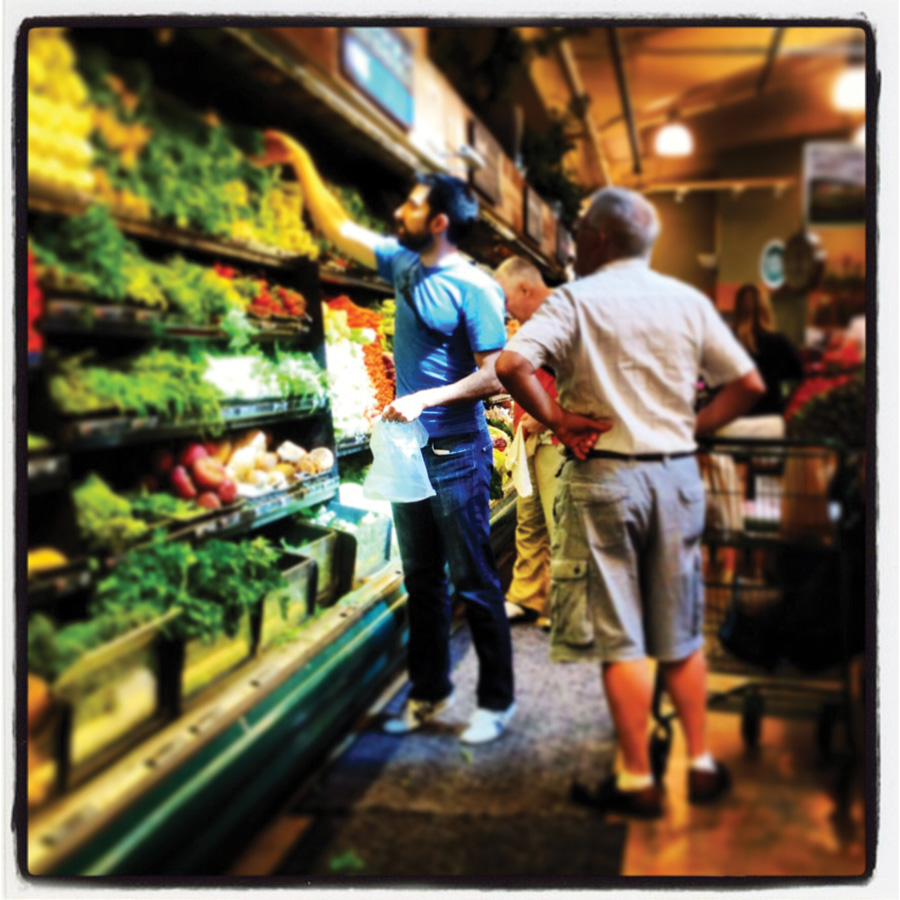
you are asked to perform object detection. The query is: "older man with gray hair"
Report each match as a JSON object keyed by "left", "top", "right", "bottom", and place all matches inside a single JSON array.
[{"left": 497, "top": 187, "right": 765, "bottom": 818}]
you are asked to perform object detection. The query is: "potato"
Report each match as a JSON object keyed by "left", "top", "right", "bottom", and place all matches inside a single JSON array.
[
  {"left": 307, "top": 447, "right": 335, "bottom": 472},
  {"left": 255, "top": 452, "right": 278, "bottom": 472},
  {"left": 275, "top": 463, "right": 296, "bottom": 479}
]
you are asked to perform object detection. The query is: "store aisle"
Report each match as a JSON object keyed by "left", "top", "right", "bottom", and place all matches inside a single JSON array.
[{"left": 229, "top": 623, "right": 866, "bottom": 881}]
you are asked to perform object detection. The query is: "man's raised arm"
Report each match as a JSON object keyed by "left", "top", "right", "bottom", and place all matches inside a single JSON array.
[{"left": 256, "top": 130, "right": 380, "bottom": 271}]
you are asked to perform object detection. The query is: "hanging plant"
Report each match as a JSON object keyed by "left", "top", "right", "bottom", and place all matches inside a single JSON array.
[{"left": 521, "top": 114, "right": 586, "bottom": 231}]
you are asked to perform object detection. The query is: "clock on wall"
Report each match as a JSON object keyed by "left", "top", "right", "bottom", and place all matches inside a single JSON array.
[{"left": 783, "top": 230, "right": 826, "bottom": 292}]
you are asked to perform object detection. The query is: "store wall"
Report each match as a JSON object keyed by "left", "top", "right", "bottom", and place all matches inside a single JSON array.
[
  {"left": 651, "top": 192, "right": 717, "bottom": 299},
  {"left": 715, "top": 136, "right": 866, "bottom": 343}
]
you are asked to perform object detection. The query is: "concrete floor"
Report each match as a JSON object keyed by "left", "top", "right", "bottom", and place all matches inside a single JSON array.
[{"left": 229, "top": 622, "right": 868, "bottom": 880}]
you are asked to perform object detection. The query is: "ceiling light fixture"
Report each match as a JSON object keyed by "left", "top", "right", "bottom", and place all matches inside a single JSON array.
[
  {"left": 655, "top": 119, "right": 694, "bottom": 157},
  {"left": 832, "top": 65, "right": 866, "bottom": 112}
]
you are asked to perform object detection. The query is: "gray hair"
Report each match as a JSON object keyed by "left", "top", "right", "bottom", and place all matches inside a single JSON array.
[
  {"left": 494, "top": 255, "right": 545, "bottom": 287},
  {"left": 582, "top": 187, "right": 661, "bottom": 260}
]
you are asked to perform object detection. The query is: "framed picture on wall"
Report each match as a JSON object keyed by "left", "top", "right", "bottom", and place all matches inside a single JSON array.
[
  {"left": 803, "top": 141, "right": 865, "bottom": 227},
  {"left": 524, "top": 186, "right": 543, "bottom": 245}
]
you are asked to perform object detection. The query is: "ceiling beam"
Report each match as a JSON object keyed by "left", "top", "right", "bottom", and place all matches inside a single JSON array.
[
  {"left": 607, "top": 27, "right": 642, "bottom": 176},
  {"left": 756, "top": 27, "right": 786, "bottom": 94},
  {"left": 643, "top": 176, "right": 797, "bottom": 196},
  {"left": 554, "top": 36, "right": 613, "bottom": 187}
]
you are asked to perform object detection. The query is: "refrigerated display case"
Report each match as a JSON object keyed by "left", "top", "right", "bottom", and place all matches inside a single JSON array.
[{"left": 21, "top": 24, "right": 540, "bottom": 876}]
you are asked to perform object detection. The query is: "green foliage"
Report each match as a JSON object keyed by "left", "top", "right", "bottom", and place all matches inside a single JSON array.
[
  {"left": 28, "top": 604, "right": 161, "bottom": 682},
  {"left": 90, "top": 537, "right": 287, "bottom": 645},
  {"left": 49, "top": 347, "right": 224, "bottom": 424},
  {"left": 73, "top": 473, "right": 151, "bottom": 555},
  {"left": 521, "top": 115, "right": 586, "bottom": 230}
]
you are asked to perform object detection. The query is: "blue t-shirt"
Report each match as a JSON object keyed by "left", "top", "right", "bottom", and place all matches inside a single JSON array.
[{"left": 375, "top": 238, "right": 506, "bottom": 438}]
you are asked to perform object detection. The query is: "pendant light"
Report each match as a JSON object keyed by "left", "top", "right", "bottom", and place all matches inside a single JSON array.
[
  {"left": 654, "top": 115, "right": 694, "bottom": 158},
  {"left": 833, "top": 65, "right": 865, "bottom": 113}
]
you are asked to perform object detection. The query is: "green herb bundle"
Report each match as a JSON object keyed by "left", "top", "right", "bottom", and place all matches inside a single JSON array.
[
  {"left": 49, "top": 347, "right": 224, "bottom": 424},
  {"left": 89, "top": 537, "right": 287, "bottom": 645}
]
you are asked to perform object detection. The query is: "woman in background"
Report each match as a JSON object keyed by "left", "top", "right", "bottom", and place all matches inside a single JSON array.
[
  {"left": 706, "top": 284, "right": 804, "bottom": 580},
  {"left": 724, "top": 283, "right": 804, "bottom": 434}
]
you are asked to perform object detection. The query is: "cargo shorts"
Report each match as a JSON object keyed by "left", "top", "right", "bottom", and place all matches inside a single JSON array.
[{"left": 548, "top": 455, "right": 706, "bottom": 663}]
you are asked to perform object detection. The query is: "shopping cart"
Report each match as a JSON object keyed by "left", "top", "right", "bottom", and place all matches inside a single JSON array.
[{"left": 649, "top": 436, "right": 864, "bottom": 816}]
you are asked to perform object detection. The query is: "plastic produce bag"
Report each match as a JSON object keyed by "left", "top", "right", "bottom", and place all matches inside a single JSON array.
[
  {"left": 506, "top": 423, "right": 533, "bottom": 497},
  {"left": 363, "top": 418, "right": 436, "bottom": 503}
]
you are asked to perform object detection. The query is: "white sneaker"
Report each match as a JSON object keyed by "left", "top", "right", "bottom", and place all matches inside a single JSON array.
[
  {"left": 383, "top": 690, "right": 456, "bottom": 735},
  {"left": 504, "top": 601, "right": 528, "bottom": 620},
  {"left": 459, "top": 703, "right": 517, "bottom": 745}
]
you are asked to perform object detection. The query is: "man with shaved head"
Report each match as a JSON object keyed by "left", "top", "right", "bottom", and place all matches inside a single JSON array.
[{"left": 497, "top": 187, "right": 765, "bottom": 818}]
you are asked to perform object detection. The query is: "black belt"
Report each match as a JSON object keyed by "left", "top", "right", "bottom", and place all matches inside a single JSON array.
[{"left": 565, "top": 449, "right": 695, "bottom": 462}]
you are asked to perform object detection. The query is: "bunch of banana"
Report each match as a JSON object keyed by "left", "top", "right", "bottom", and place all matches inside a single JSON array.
[{"left": 27, "top": 28, "right": 95, "bottom": 193}]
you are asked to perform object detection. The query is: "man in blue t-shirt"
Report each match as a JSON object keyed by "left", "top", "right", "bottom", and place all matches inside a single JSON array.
[{"left": 258, "top": 130, "right": 515, "bottom": 744}]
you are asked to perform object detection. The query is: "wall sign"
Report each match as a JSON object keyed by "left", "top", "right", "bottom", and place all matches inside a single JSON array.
[
  {"left": 759, "top": 239, "right": 785, "bottom": 290},
  {"left": 468, "top": 119, "right": 502, "bottom": 205},
  {"left": 340, "top": 28, "right": 414, "bottom": 130},
  {"left": 524, "top": 186, "right": 543, "bottom": 246},
  {"left": 803, "top": 141, "right": 865, "bottom": 226}
]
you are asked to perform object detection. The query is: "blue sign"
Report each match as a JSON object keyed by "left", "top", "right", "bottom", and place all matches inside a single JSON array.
[{"left": 341, "top": 28, "right": 414, "bottom": 130}]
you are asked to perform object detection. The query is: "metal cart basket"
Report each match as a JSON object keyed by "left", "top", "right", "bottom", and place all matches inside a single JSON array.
[{"left": 650, "top": 436, "right": 863, "bottom": 814}]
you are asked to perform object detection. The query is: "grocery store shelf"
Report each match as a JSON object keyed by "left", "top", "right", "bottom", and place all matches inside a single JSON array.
[
  {"left": 28, "top": 454, "right": 69, "bottom": 493},
  {"left": 28, "top": 563, "right": 94, "bottom": 608},
  {"left": 336, "top": 434, "right": 371, "bottom": 458},
  {"left": 41, "top": 297, "right": 312, "bottom": 342},
  {"left": 102, "top": 473, "right": 341, "bottom": 566},
  {"left": 27, "top": 563, "right": 407, "bottom": 876},
  {"left": 28, "top": 186, "right": 304, "bottom": 271},
  {"left": 59, "top": 397, "right": 330, "bottom": 451},
  {"left": 320, "top": 266, "right": 394, "bottom": 297}
]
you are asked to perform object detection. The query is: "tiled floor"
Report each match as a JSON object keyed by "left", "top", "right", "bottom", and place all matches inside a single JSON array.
[
  {"left": 620, "top": 671, "right": 867, "bottom": 877},
  {"left": 229, "top": 626, "right": 868, "bottom": 879}
]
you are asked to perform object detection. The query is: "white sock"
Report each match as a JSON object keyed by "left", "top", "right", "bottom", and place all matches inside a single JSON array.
[
  {"left": 616, "top": 770, "right": 654, "bottom": 792},
  {"left": 690, "top": 752, "right": 717, "bottom": 773}
]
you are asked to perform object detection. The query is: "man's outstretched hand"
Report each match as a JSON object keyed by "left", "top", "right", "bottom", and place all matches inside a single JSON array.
[
  {"left": 252, "top": 130, "right": 308, "bottom": 167},
  {"left": 381, "top": 394, "right": 425, "bottom": 424},
  {"left": 554, "top": 411, "right": 613, "bottom": 460}
]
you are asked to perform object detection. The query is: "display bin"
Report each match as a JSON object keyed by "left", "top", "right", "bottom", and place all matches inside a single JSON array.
[
  {"left": 256, "top": 552, "right": 317, "bottom": 653},
  {"left": 51, "top": 613, "right": 176, "bottom": 788},
  {"left": 271, "top": 517, "right": 341, "bottom": 608},
  {"left": 161, "top": 612, "right": 255, "bottom": 712},
  {"left": 322, "top": 501, "right": 393, "bottom": 587},
  {"left": 26, "top": 700, "right": 64, "bottom": 811}
]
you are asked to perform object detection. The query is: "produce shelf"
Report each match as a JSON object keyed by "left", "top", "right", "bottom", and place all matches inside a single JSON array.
[
  {"left": 28, "top": 454, "right": 69, "bottom": 493},
  {"left": 28, "top": 186, "right": 305, "bottom": 271},
  {"left": 27, "top": 565, "right": 407, "bottom": 876},
  {"left": 320, "top": 266, "right": 394, "bottom": 297},
  {"left": 59, "top": 396, "right": 330, "bottom": 451},
  {"left": 28, "top": 564, "right": 94, "bottom": 608},
  {"left": 40, "top": 297, "right": 312, "bottom": 342},
  {"left": 109, "top": 472, "right": 341, "bottom": 558},
  {"left": 336, "top": 434, "right": 371, "bottom": 457}
]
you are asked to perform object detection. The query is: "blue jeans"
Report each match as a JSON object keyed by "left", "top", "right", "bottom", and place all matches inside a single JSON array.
[{"left": 392, "top": 430, "right": 514, "bottom": 711}]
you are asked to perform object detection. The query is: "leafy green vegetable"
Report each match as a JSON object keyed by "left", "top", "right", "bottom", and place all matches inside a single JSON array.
[
  {"left": 73, "top": 473, "right": 151, "bottom": 554},
  {"left": 28, "top": 604, "right": 161, "bottom": 682},
  {"left": 90, "top": 537, "right": 287, "bottom": 644},
  {"left": 49, "top": 347, "right": 224, "bottom": 425},
  {"left": 28, "top": 433, "right": 52, "bottom": 453}
]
